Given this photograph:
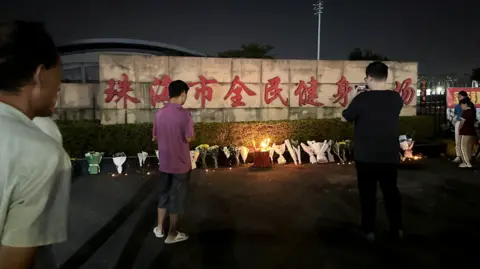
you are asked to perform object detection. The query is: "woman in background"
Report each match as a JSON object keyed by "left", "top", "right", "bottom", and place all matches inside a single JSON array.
[{"left": 458, "top": 98, "right": 477, "bottom": 168}]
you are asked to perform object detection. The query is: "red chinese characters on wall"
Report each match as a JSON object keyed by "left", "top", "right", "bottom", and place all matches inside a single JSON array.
[
  {"left": 294, "top": 77, "right": 324, "bottom": 107},
  {"left": 188, "top": 76, "right": 218, "bottom": 109},
  {"left": 104, "top": 74, "right": 140, "bottom": 108},
  {"left": 150, "top": 75, "right": 171, "bottom": 106},
  {"left": 332, "top": 76, "right": 353, "bottom": 107},
  {"left": 394, "top": 78, "right": 415, "bottom": 105},
  {"left": 264, "top": 76, "right": 288, "bottom": 106},
  {"left": 224, "top": 75, "right": 257, "bottom": 107}
]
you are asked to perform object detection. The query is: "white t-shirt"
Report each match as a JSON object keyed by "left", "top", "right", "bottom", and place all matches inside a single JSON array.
[
  {"left": 32, "top": 117, "right": 63, "bottom": 144},
  {"left": 0, "top": 103, "right": 71, "bottom": 268}
]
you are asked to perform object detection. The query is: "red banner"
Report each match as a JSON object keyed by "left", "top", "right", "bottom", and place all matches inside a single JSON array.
[{"left": 446, "top": 88, "right": 480, "bottom": 108}]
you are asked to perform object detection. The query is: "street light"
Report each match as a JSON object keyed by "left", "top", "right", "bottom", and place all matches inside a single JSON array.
[{"left": 313, "top": 0, "right": 325, "bottom": 60}]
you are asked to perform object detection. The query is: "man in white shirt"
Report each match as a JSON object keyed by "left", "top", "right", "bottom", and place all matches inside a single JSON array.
[
  {"left": 0, "top": 21, "right": 71, "bottom": 269},
  {"left": 33, "top": 116, "right": 63, "bottom": 144}
]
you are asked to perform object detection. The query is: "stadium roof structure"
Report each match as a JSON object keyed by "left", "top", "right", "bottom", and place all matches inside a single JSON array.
[{"left": 57, "top": 38, "right": 207, "bottom": 57}]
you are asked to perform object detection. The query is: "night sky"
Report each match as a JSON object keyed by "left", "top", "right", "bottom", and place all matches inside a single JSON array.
[{"left": 2, "top": 0, "right": 478, "bottom": 76}]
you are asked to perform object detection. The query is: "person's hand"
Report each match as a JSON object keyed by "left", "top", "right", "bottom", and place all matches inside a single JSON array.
[
  {"left": 152, "top": 136, "right": 157, "bottom": 141},
  {"left": 341, "top": 117, "right": 347, "bottom": 122}
]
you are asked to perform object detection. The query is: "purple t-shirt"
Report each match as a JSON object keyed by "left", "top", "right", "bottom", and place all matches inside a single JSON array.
[{"left": 153, "top": 103, "right": 194, "bottom": 173}]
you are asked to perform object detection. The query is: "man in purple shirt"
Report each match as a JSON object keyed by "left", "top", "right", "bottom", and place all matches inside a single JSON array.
[{"left": 152, "top": 80, "right": 194, "bottom": 244}]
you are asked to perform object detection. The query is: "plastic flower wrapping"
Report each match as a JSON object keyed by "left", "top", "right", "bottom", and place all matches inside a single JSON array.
[
  {"left": 399, "top": 135, "right": 414, "bottom": 159},
  {"left": 291, "top": 140, "right": 302, "bottom": 164},
  {"left": 240, "top": 146, "right": 249, "bottom": 164},
  {"left": 137, "top": 151, "right": 148, "bottom": 168},
  {"left": 336, "top": 141, "right": 348, "bottom": 163},
  {"left": 285, "top": 139, "right": 298, "bottom": 165},
  {"left": 196, "top": 144, "right": 210, "bottom": 168},
  {"left": 85, "top": 151, "right": 104, "bottom": 175},
  {"left": 234, "top": 146, "right": 241, "bottom": 165},
  {"left": 113, "top": 152, "right": 127, "bottom": 174},
  {"left": 309, "top": 140, "right": 328, "bottom": 163},
  {"left": 190, "top": 150, "right": 200, "bottom": 169},
  {"left": 273, "top": 143, "right": 286, "bottom": 164},
  {"left": 223, "top": 146, "right": 234, "bottom": 166},
  {"left": 155, "top": 150, "right": 160, "bottom": 166},
  {"left": 301, "top": 142, "right": 317, "bottom": 164},
  {"left": 208, "top": 145, "right": 220, "bottom": 168},
  {"left": 326, "top": 140, "right": 335, "bottom": 162}
]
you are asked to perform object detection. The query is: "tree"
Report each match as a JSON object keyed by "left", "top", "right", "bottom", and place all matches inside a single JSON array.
[
  {"left": 348, "top": 48, "right": 390, "bottom": 61},
  {"left": 218, "top": 43, "right": 275, "bottom": 59}
]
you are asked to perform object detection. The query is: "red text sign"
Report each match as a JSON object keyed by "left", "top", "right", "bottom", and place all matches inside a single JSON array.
[
  {"left": 104, "top": 74, "right": 140, "bottom": 108},
  {"left": 264, "top": 76, "right": 288, "bottom": 106},
  {"left": 188, "top": 76, "right": 218, "bottom": 109},
  {"left": 224, "top": 76, "right": 256, "bottom": 107},
  {"left": 447, "top": 88, "right": 480, "bottom": 108},
  {"left": 150, "top": 75, "right": 171, "bottom": 106},
  {"left": 394, "top": 78, "right": 415, "bottom": 105},
  {"left": 332, "top": 76, "right": 353, "bottom": 107},
  {"left": 294, "top": 77, "right": 323, "bottom": 107}
]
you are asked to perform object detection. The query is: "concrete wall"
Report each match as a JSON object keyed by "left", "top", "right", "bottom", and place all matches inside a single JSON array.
[{"left": 55, "top": 55, "right": 418, "bottom": 124}]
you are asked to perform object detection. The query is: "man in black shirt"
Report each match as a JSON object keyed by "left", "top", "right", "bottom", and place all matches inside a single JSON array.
[{"left": 342, "top": 61, "right": 403, "bottom": 241}]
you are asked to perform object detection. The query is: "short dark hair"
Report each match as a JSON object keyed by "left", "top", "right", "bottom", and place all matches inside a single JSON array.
[
  {"left": 0, "top": 21, "right": 58, "bottom": 93},
  {"left": 168, "top": 80, "right": 189, "bottom": 98},
  {"left": 458, "top": 91, "right": 468, "bottom": 98},
  {"left": 365, "top": 61, "right": 388, "bottom": 81}
]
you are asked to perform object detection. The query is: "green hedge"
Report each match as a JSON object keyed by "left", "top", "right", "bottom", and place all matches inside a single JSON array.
[{"left": 58, "top": 116, "right": 434, "bottom": 157}]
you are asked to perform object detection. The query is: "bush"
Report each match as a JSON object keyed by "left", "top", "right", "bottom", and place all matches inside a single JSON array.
[{"left": 57, "top": 116, "right": 435, "bottom": 157}]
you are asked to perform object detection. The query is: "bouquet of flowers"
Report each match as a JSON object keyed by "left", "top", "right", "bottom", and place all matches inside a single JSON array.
[
  {"left": 137, "top": 151, "right": 148, "bottom": 168},
  {"left": 208, "top": 145, "right": 220, "bottom": 168},
  {"left": 196, "top": 144, "right": 210, "bottom": 168},
  {"left": 113, "top": 152, "right": 127, "bottom": 174},
  {"left": 85, "top": 151, "right": 104, "bottom": 175},
  {"left": 240, "top": 146, "right": 249, "bottom": 164},
  {"left": 190, "top": 150, "right": 200, "bottom": 169},
  {"left": 232, "top": 146, "right": 241, "bottom": 165},
  {"left": 223, "top": 146, "right": 233, "bottom": 166}
]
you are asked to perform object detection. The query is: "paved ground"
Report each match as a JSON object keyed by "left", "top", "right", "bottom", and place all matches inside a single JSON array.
[{"left": 55, "top": 159, "right": 480, "bottom": 269}]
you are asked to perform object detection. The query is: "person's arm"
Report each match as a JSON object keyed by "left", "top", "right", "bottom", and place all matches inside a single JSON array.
[
  {"left": 184, "top": 112, "right": 194, "bottom": 143},
  {"left": 459, "top": 110, "right": 467, "bottom": 130},
  {"left": 152, "top": 114, "right": 157, "bottom": 141},
  {"left": 342, "top": 94, "right": 362, "bottom": 122},
  {"left": 454, "top": 104, "right": 462, "bottom": 122},
  {"left": 0, "top": 153, "right": 67, "bottom": 269}
]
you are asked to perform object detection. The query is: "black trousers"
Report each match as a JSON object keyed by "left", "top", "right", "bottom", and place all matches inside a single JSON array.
[{"left": 355, "top": 162, "right": 402, "bottom": 233}]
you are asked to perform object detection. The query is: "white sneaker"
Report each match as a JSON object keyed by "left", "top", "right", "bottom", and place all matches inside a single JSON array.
[
  {"left": 153, "top": 227, "right": 164, "bottom": 238},
  {"left": 459, "top": 163, "right": 472, "bottom": 168},
  {"left": 453, "top": 157, "right": 462, "bottom": 163}
]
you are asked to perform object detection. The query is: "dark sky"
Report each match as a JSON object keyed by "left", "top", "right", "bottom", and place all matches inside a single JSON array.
[{"left": 2, "top": 0, "right": 479, "bottom": 76}]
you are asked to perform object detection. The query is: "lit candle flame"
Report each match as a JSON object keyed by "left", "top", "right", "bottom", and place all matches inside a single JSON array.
[{"left": 259, "top": 138, "right": 271, "bottom": 152}]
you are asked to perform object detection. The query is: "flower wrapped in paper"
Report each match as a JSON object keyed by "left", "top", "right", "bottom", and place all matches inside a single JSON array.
[
  {"left": 291, "top": 140, "right": 302, "bottom": 164},
  {"left": 223, "top": 146, "right": 233, "bottom": 166},
  {"left": 273, "top": 143, "right": 286, "bottom": 164},
  {"left": 155, "top": 150, "right": 160, "bottom": 167},
  {"left": 137, "top": 151, "right": 148, "bottom": 168},
  {"left": 301, "top": 142, "right": 317, "bottom": 164},
  {"left": 332, "top": 141, "right": 346, "bottom": 164},
  {"left": 337, "top": 141, "right": 348, "bottom": 163},
  {"left": 399, "top": 135, "right": 414, "bottom": 159},
  {"left": 195, "top": 144, "right": 210, "bottom": 168},
  {"left": 240, "top": 146, "right": 249, "bottom": 164},
  {"left": 113, "top": 152, "right": 127, "bottom": 174},
  {"left": 326, "top": 140, "right": 335, "bottom": 162},
  {"left": 85, "top": 151, "right": 104, "bottom": 175},
  {"left": 233, "top": 146, "right": 241, "bottom": 165},
  {"left": 208, "top": 145, "right": 220, "bottom": 168},
  {"left": 345, "top": 140, "right": 354, "bottom": 161},
  {"left": 284, "top": 139, "right": 298, "bottom": 165},
  {"left": 315, "top": 140, "right": 329, "bottom": 163},
  {"left": 190, "top": 150, "right": 200, "bottom": 169}
]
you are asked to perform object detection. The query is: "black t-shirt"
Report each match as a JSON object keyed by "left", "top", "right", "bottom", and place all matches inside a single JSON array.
[
  {"left": 342, "top": 90, "right": 403, "bottom": 163},
  {"left": 460, "top": 109, "right": 476, "bottom": 136}
]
